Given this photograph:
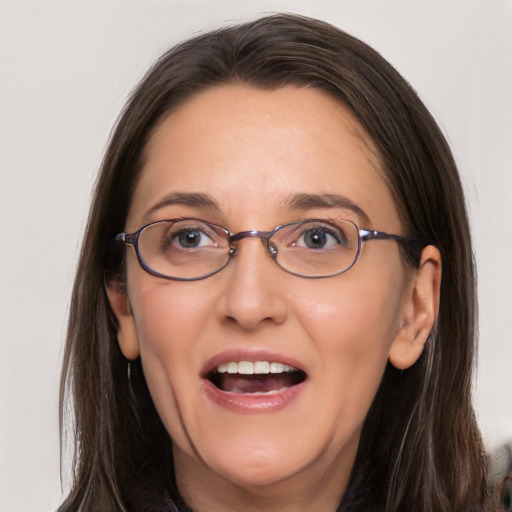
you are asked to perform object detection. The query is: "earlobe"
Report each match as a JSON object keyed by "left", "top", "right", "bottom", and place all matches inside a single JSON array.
[
  {"left": 388, "top": 245, "right": 441, "bottom": 370},
  {"left": 105, "top": 279, "right": 141, "bottom": 360}
]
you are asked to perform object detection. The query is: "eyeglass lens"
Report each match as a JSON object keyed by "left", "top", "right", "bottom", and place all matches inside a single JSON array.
[{"left": 135, "top": 219, "right": 361, "bottom": 280}]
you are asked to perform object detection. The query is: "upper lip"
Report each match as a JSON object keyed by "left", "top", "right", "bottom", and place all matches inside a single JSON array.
[{"left": 201, "top": 349, "right": 307, "bottom": 378}]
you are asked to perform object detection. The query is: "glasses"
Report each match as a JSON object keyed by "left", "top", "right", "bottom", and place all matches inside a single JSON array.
[{"left": 115, "top": 218, "right": 425, "bottom": 280}]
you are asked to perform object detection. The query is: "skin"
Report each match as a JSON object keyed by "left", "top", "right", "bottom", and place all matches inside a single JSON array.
[{"left": 108, "top": 85, "right": 441, "bottom": 512}]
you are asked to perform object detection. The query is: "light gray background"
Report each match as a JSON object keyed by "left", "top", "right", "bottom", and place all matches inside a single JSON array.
[{"left": 1, "top": 1, "right": 511, "bottom": 511}]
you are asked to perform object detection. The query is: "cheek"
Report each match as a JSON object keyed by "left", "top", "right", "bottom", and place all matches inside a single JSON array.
[
  {"left": 130, "top": 278, "right": 214, "bottom": 370},
  {"left": 299, "top": 271, "right": 401, "bottom": 354},
  {"left": 296, "top": 269, "right": 404, "bottom": 418},
  {"left": 127, "top": 276, "right": 214, "bottom": 445},
  {"left": 127, "top": 254, "right": 216, "bottom": 350}
]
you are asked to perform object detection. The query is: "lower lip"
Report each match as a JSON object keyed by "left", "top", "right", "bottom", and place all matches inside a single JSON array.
[{"left": 201, "top": 378, "right": 306, "bottom": 413}]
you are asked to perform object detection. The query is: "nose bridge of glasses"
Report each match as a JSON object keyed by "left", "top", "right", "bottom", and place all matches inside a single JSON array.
[
  {"left": 229, "top": 229, "right": 277, "bottom": 258},
  {"left": 229, "top": 229, "right": 273, "bottom": 242}
]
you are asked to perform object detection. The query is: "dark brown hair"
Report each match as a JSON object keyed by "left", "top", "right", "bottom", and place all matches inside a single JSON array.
[{"left": 59, "top": 13, "right": 486, "bottom": 512}]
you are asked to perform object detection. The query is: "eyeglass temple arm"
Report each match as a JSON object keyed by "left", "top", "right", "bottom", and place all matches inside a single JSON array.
[
  {"left": 114, "top": 232, "right": 138, "bottom": 245},
  {"left": 360, "top": 229, "right": 426, "bottom": 248}
]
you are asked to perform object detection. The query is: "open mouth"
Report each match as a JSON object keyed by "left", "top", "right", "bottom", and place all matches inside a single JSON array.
[{"left": 207, "top": 361, "right": 307, "bottom": 394}]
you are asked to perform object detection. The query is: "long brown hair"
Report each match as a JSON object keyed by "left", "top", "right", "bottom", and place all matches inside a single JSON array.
[{"left": 59, "top": 14, "right": 486, "bottom": 511}]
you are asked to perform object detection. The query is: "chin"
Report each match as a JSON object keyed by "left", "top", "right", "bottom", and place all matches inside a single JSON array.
[{"left": 206, "top": 454, "right": 306, "bottom": 489}]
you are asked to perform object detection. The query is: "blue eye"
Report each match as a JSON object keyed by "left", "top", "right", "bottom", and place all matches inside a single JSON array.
[
  {"left": 156, "top": 221, "right": 222, "bottom": 254},
  {"left": 174, "top": 229, "right": 211, "bottom": 248},
  {"left": 169, "top": 226, "right": 218, "bottom": 249},
  {"left": 297, "top": 226, "right": 345, "bottom": 249}
]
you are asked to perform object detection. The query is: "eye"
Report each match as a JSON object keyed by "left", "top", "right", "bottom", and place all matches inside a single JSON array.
[
  {"left": 296, "top": 224, "right": 347, "bottom": 249},
  {"left": 173, "top": 228, "right": 213, "bottom": 248},
  {"left": 159, "top": 221, "right": 223, "bottom": 252}
]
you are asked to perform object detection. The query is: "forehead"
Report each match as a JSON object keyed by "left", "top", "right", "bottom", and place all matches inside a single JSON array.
[{"left": 127, "top": 85, "right": 400, "bottom": 231}]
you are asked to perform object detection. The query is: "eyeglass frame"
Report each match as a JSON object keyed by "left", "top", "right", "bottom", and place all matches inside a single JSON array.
[{"left": 114, "top": 218, "right": 427, "bottom": 281}]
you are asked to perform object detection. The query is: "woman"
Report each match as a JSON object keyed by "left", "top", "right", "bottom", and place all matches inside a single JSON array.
[{"left": 59, "top": 13, "right": 487, "bottom": 511}]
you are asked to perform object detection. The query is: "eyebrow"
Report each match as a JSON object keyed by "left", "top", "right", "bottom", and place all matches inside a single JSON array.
[
  {"left": 286, "top": 192, "right": 371, "bottom": 225},
  {"left": 145, "top": 192, "right": 221, "bottom": 219},
  {"left": 144, "top": 190, "right": 370, "bottom": 226}
]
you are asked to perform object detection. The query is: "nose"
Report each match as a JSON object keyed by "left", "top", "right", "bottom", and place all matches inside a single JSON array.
[{"left": 217, "top": 236, "right": 288, "bottom": 330}]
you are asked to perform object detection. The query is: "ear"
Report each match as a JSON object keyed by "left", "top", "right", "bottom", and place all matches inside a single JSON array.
[
  {"left": 105, "top": 279, "right": 140, "bottom": 360},
  {"left": 388, "top": 245, "right": 441, "bottom": 370}
]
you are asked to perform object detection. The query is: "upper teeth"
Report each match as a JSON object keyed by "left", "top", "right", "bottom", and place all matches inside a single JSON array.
[{"left": 215, "top": 361, "right": 296, "bottom": 375}]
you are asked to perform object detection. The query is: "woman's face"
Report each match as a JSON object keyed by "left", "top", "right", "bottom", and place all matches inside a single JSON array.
[{"left": 112, "top": 85, "right": 420, "bottom": 503}]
